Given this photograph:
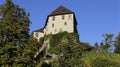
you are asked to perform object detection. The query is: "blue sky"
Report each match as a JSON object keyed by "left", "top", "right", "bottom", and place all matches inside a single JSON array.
[{"left": 0, "top": 0, "right": 120, "bottom": 45}]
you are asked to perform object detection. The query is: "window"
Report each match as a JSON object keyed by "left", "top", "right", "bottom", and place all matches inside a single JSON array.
[
  {"left": 52, "top": 16, "right": 55, "bottom": 21},
  {"left": 69, "top": 15, "right": 71, "bottom": 19},
  {"left": 64, "top": 22, "right": 67, "bottom": 25},
  {"left": 36, "top": 33, "right": 38, "bottom": 37},
  {"left": 52, "top": 24, "right": 54, "bottom": 27},
  {"left": 62, "top": 15, "right": 65, "bottom": 20}
]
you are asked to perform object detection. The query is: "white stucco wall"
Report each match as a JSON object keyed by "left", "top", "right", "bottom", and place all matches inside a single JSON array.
[
  {"left": 44, "top": 14, "right": 74, "bottom": 35},
  {"left": 33, "top": 32, "right": 44, "bottom": 41},
  {"left": 33, "top": 13, "right": 75, "bottom": 41}
]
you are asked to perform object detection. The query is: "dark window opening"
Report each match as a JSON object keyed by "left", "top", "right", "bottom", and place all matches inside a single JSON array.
[
  {"left": 69, "top": 15, "right": 71, "bottom": 19},
  {"left": 64, "top": 22, "right": 67, "bottom": 25},
  {"left": 52, "top": 24, "right": 54, "bottom": 27},
  {"left": 36, "top": 33, "right": 38, "bottom": 37},
  {"left": 52, "top": 16, "right": 55, "bottom": 21}
]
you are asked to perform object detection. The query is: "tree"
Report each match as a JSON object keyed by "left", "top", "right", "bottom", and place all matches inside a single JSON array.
[
  {"left": 0, "top": 0, "right": 34, "bottom": 66},
  {"left": 102, "top": 33, "right": 113, "bottom": 44},
  {"left": 94, "top": 42, "right": 99, "bottom": 51},
  {"left": 100, "top": 42, "right": 104, "bottom": 51},
  {"left": 114, "top": 32, "right": 120, "bottom": 54},
  {"left": 100, "top": 33, "right": 113, "bottom": 51},
  {"left": 50, "top": 33, "right": 88, "bottom": 67}
]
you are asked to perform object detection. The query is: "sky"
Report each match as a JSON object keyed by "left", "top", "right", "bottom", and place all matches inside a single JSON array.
[{"left": 0, "top": 0, "right": 120, "bottom": 46}]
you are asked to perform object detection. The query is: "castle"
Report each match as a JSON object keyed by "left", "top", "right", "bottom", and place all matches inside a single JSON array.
[{"left": 33, "top": 6, "right": 77, "bottom": 41}]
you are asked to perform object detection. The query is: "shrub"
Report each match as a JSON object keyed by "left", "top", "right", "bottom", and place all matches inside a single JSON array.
[
  {"left": 50, "top": 31, "right": 68, "bottom": 48},
  {"left": 39, "top": 37, "right": 44, "bottom": 46},
  {"left": 91, "top": 57, "right": 120, "bottom": 67}
]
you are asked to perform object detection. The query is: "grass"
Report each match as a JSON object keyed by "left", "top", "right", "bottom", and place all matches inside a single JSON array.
[{"left": 81, "top": 50, "right": 120, "bottom": 66}]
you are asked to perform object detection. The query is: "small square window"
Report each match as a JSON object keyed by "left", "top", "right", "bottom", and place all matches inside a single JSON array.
[
  {"left": 64, "top": 22, "right": 67, "bottom": 25},
  {"left": 52, "top": 24, "right": 54, "bottom": 27},
  {"left": 36, "top": 33, "right": 38, "bottom": 37},
  {"left": 69, "top": 15, "right": 71, "bottom": 19}
]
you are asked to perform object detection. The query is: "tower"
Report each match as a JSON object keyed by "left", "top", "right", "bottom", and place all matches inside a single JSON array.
[{"left": 33, "top": 6, "right": 77, "bottom": 41}]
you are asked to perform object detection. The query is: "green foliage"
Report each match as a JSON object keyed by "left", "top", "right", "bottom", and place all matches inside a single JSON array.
[
  {"left": 50, "top": 31, "right": 70, "bottom": 48},
  {"left": 39, "top": 37, "right": 44, "bottom": 47},
  {"left": 114, "top": 33, "right": 120, "bottom": 54},
  {"left": 47, "top": 32, "right": 80, "bottom": 54},
  {"left": 51, "top": 40, "right": 85, "bottom": 67},
  {"left": 99, "top": 33, "right": 113, "bottom": 51},
  {"left": 43, "top": 31, "right": 80, "bottom": 52},
  {"left": 91, "top": 57, "right": 120, "bottom": 67},
  {"left": 44, "top": 32, "right": 92, "bottom": 67},
  {"left": 102, "top": 43, "right": 110, "bottom": 50},
  {"left": 81, "top": 50, "right": 120, "bottom": 67},
  {"left": 41, "top": 62, "right": 51, "bottom": 67},
  {"left": 0, "top": 0, "right": 39, "bottom": 66},
  {"left": 80, "top": 42, "right": 94, "bottom": 53},
  {"left": 102, "top": 33, "right": 113, "bottom": 44}
]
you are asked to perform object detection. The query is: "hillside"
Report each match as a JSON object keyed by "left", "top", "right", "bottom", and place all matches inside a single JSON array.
[
  {"left": 36, "top": 32, "right": 93, "bottom": 67},
  {"left": 81, "top": 50, "right": 120, "bottom": 67},
  {"left": 36, "top": 32, "right": 120, "bottom": 67}
]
